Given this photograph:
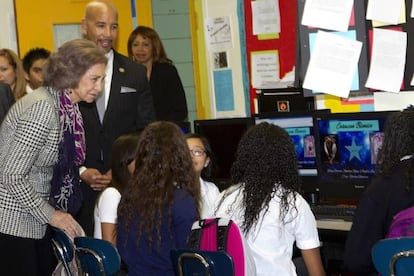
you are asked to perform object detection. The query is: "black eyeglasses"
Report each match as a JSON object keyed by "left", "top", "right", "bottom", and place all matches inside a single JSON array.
[{"left": 190, "top": 148, "right": 206, "bottom": 157}]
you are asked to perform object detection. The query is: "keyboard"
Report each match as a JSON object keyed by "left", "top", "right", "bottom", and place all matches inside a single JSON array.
[{"left": 311, "top": 204, "right": 357, "bottom": 221}]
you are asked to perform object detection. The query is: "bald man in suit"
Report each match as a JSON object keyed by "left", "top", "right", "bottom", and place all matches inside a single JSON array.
[
  {"left": 0, "top": 83, "right": 15, "bottom": 125},
  {"left": 78, "top": 0, "right": 155, "bottom": 235}
]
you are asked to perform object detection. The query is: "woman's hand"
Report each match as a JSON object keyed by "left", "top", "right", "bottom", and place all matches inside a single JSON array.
[{"left": 49, "top": 210, "right": 83, "bottom": 238}]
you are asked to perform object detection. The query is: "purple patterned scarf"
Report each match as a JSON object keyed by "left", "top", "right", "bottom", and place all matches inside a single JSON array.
[
  {"left": 58, "top": 90, "right": 86, "bottom": 165},
  {"left": 49, "top": 89, "right": 85, "bottom": 215}
]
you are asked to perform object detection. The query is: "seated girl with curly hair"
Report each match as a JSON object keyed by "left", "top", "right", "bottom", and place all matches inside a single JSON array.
[{"left": 214, "top": 122, "right": 325, "bottom": 276}]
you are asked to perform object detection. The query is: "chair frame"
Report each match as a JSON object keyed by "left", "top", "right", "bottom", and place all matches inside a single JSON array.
[
  {"left": 171, "top": 248, "right": 234, "bottom": 276},
  {"left": 76, "top": 246, "right": 106, "bottom": 276},
  {"left": 51, "top": 237, "right": 74, "bottom": 276},
  {"left": 390, "top": 250, "right": 414, "bottom": 276},
  {"left": 74, "top": 236, "right": 121, "bottom": 276},
  {"left": 51, "top": 227, "right": 79, "bottom": 276},
  {"left": 372, "top": 237, "right": 414, "bottom": 276},
  {"left": 177, "top": 252, "right": 212, "bottom": 276}
]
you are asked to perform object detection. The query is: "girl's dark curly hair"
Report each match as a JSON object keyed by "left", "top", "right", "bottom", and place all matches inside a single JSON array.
[
  {"left": 231, "top": 122, "right": 301, "bottom": 234},
  {"left": 118, "top": 121, "right": 200, "bottom": 248},
  {"left": 376, "top": 107, "right": 414, "bottom": 190}
]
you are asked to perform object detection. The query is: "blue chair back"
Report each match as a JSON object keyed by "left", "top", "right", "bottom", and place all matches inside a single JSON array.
[
  {"left": 74, "top": 236, "right": 121, "bottom": 276},
  {"left": 372, "top": 237, "right": 414, "bottom": 276},
  {"left": 51, "top": 227, "right": 76, "bottom": 275},
  {"left": 171, "top": 248, "right": 234, "bottom": 276}
]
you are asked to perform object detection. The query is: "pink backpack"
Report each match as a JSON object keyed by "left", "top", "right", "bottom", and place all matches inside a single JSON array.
[
  {"left": 386, "top": 206, "right": 414, "bottom": 238},
  {"left": 187, "top": 217, "right": 254, "bottom": 276}
]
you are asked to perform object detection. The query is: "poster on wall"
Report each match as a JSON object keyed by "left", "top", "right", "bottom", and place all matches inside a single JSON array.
[
  {"left": 365, "top": 0, "right": 414, "bottom": 92},
  {"left": 302, "top": 30, "right": 363, "bottom": 98},
  {"left": 251, "top": 0, "right": 281, "bottom": 35},
  {"left": 297, "top": 0, "right": 370, "bottom": 98},
  {"left": 204, "top": 16, "right": 233, "bottom": 51},
  {"left": 251, "top": 50, "right": 280, "bottom": 89},
  {"left": 243, "top": 0, "right": 298, "bottom": 114}
]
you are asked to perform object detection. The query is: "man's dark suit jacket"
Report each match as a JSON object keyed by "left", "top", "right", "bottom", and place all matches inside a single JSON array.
[
  {"left": 78, "top": 50, "right": 155, "bottom": 235},
  {"left": 0, "top": 83, "right": 15, "bottom": 125}
]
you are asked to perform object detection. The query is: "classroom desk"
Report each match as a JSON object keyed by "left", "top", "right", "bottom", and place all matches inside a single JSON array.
[
  {"left": 317, "top": 219, "right": 352, "bottom": 231},
  {"left": 316, "top": 219, "right": 352, "bottom": 274}
]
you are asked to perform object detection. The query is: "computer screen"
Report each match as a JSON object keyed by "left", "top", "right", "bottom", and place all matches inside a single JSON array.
[
  {"left": 194, "top": 117, "right": 254, "bottom": 190},
  {"left": 314, "top": 111, "right": 396, "bottom": 202},
  {"left": 257, "top": 88, "right": 314, "bottom": 113},
  {"left": 254, "top": 112, "right": 319, "bottom": 178}
]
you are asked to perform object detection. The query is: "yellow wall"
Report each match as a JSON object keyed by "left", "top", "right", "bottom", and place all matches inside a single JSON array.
[
  {"left": 14, "top": 0, "right": 152, "bottom": 57},
  {"left": 136, "top": 0, "right": 152, "bottom": 27},
  {"left": 191, "top": 0, "right": 209, "bottom": 119},
  {"left": 14, "top": 0, "right": 206, "bottom": 118}
]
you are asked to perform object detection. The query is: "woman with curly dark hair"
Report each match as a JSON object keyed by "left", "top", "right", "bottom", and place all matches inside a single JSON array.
[
  {"left": 117, "top": 121, "right": 200, "bottom": 275},
  {"left": 214, "top": 122, "right": 324, "bottom": 276},
  {"left": 344, "top": 107, "right": 414, "bottom": 275}
]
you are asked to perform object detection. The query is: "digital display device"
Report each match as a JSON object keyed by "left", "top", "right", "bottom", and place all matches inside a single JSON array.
[
  {"left": 254, "top": 112, "right": 320, "bottom": 177},
  {"left": 314, "top": 111, "right": 396, "bottom": 201},
  {"left": 194, "top": 117, "right": 254, "bottom": 190},
  {"left": 257, "top": 88, "right": 314, "bottom": 114}
]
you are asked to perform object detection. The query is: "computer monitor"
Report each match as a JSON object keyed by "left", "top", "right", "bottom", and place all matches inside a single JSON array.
[
  {"left": 257, "top": 88, "right": 314, "bottom": 114},
  {"left": 314, "top": 111, "right": 397, "bottom": 202},
  {"left": 194, "top": 117, "right": 254, "bottom": 190},
  {"left": 254, "top": 111, "right": 325, "bottom": 194}
]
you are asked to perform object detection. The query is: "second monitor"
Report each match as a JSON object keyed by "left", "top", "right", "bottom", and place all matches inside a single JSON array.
[
  {"left": 254, "top": 111, "right": 318, "bottom": 177},
  {"left": 314, "top": 110, "right": 397, "bottom": 202},
  {"left": 194, "top": 117, "right": 254, "bottom": 191},
  {"left": 253, "top": 111, "right": 323, "bottom": 194}
]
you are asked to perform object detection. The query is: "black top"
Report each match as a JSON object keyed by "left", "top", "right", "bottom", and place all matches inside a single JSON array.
[
  {"left": 343, "top": 160, "right": 414, "bottom": 275},
  {"left": 0, "top": 83, "right": 15, "bottom": 125},
  {"left": 150, "top": 62, "right": 188, "bottom": 122}
]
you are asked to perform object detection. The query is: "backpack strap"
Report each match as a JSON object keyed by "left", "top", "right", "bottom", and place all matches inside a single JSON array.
[
  {"left": 214, "top": 184, "right": 242, "bottom": 216},
  {"left": 187, "top": 219, "right": 206, "bottom": 248},
  {"left": 187, "top": 219, "right": 220, "bottom": 248},
  {"left": 187, "top": 229, "right": 201, "bottom": 248},
  {"left": 216, "top": 218, "right": 231, "bottom": 251}
]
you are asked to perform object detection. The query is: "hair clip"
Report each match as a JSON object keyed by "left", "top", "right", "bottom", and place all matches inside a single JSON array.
[{"left": 403, "top": 104, "right": 414, "bottom": 111}]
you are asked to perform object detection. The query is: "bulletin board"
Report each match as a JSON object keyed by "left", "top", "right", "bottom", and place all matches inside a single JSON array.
[
  {"left": 297, "top": 0, "right": 370, "bottom": 98},
  {"left": 243, "top": 0, "right": 298, "bottom": 114},
  {"left": 365, "top": 0, "right": 414, "bottom": 91},
  {"left": 296, "top": 0, "right": 414, "bottom": 108},
  {"left": 202, "top": 0, "right": 248, "bottom": 118},
  {"left": 403, "top": 0, "right": 414, "bottom": 90}
]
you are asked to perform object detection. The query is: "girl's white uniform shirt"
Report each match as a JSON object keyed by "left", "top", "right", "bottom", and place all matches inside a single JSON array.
[
  {"left": 215, "top": 185, "right": 320, "bottom": 276},
  {"left": 199, "top": 177, "right": 220, "bottom": 219},
  {"left": 93, "top": 187, "right": 121, "bottom": 239}
]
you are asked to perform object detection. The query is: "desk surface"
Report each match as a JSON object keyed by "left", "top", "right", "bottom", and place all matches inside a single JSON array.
[{"left": 317, "top": 220, "right": 352, "bottom": 231}]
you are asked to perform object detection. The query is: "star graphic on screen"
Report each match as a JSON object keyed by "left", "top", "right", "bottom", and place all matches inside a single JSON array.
[{"left": 345, "top": 137, "right": 362, "bottom": 161}]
